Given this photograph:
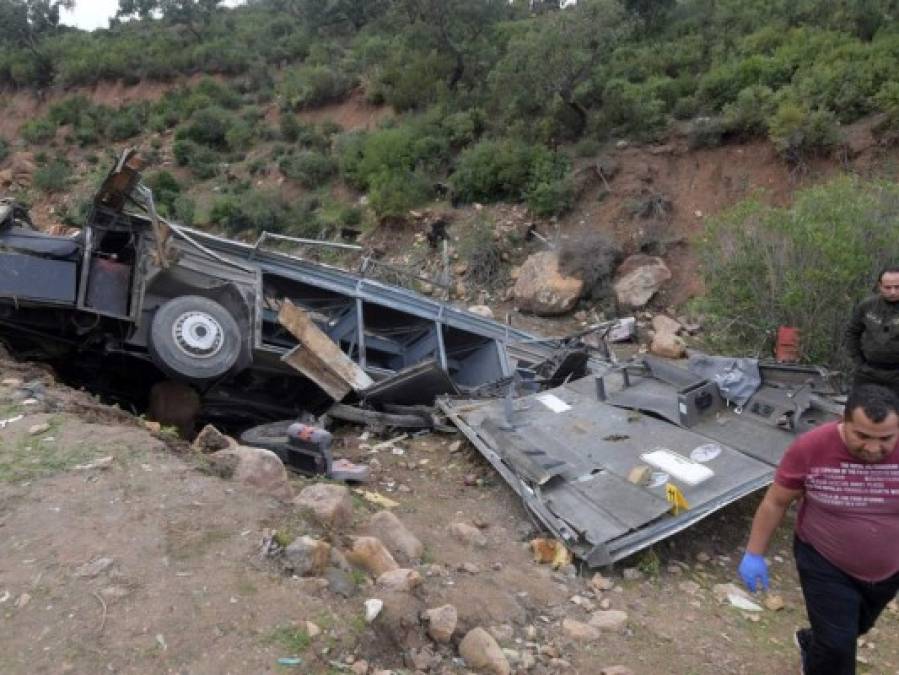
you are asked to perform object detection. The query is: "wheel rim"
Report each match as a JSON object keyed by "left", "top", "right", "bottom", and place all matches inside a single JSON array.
[{"left": 172, "top": 311, "right": 225, "bottom": 359}]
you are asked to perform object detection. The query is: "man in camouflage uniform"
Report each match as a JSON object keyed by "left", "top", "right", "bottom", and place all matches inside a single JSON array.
[{"left": 846, "top": 266, "right": 899, "bottom": 396}]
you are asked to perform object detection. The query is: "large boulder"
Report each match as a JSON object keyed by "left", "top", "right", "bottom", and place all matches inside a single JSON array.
[
  {"left": 367, "top": 510, "right": 424, "bottom": 562},
  {"left": 294, "top": 483, "right": 354, "bottom": 529},
  {"left": 458, "top": 627, "right": 510, "bottom": 675},
  {"left": 650, "top": 331, "right": 687, "bottom": 359},
  {"left": 613, "top": 255, "right": 671, "bottom": 308},
  {"left": 513, "top": 251, "right": 584, "bottom": 316},
  {"left": 210, "top": 446, "right": 293, "bottom": 500}
]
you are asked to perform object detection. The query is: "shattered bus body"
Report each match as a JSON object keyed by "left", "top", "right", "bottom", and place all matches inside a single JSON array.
[{"left": 0, "top": 150, "right": 844, "bottom": 565}]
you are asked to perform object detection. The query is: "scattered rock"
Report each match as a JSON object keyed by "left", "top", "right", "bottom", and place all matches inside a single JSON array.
[
  {"left": 622, "top": 567, "right": 643, "bottom": 581},
  {"left": 209, "top": 446, "right": 293, "bottom": 500},
  {"left": 613, "top": 255, "right": 672, "bottom": 308},
  {"left": 448, "top": 440, "right": 463, "bottom": 453},
  {"left": 73, "top": 456, "right": 115, "bottom": 471},
  {"left": 513, "top": 251, "right": 585, "bottom": 316},
  {"left": 764, "top": 594, "right": 785, "bottom": 612},
  {"left": 15, "top": 593, "right": 31, "bottom": 609},
  {"left": 283, "top": 536, "right": 331, "bottom": 577},
  {"left": 325, "top": 566, "right": 358, "bottom": 598},
  {"left": 407, "top": 646, "right": 440, "bottom": 671},
  {"left": 423, "top": 604, "right": 458, "bottom": 643},
  {"left": 305, "top": 621, "right": 321, "bottom": 638},
  {"left": 346, "top": 536, "right": 400, "bottom": 577},
  {"left": 191, "top": 424, "right": 235, "bottom": 453},
  {"left": 377, "top": 568, "right": 422, "bottom": 593},
  {"left": 350, "top": 660, "right": 369, "bottom": 675},
  {"left": 590, "top": 573, "right": 614, "bottom": 592},
  {"left": 600, "top": 666, "right": 635, "bottom": 675},
  {"left": 650, "top": 331, "right": 687, "bottom": 359},
  {"left": 651, "top": 314, "right": 682, "bottom": 336},
  {"left": 468, "top": 305, "right": 495, "bottom": 319},
  {"left": 373, "top": 590, "right": 428, "bottom": 651},
  {"left": 695, "top": 552, "right": 711, "bottom": 563},
  {"left": 367, "top": 511, "right": 423, "bottom": 561},
  {"left": 294, "top": 483, "right": 354, "bottom": 529},
  {"left": 589, "top": 610, "right": 629, "bottom": 632},
  {"left": 459, "top": 627, "right": 511, "bottom": 675},
  {"left": 364, "top": 598, "right": 384, "bottom": 623},
  {"left": 74, "top": 557, "right": 114, "bottom": 578},
  {"left": 487, "top": 624, "right": 514, "bottom": 643},
  {"left": 562, "top": 618, "right": 600, "bottom": 642},
  {"left": 449, "top": 522, "right": 487, "bottom": 547},
  {"left": 28, "top": 422, "right": 50, "bottom": 435},
  {"left": 678, "top": 580, "right": 701, "bottom": 595}
]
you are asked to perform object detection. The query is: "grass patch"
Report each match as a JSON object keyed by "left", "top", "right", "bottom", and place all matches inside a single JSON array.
[
  {"left": 0, "top": 418, "right": 98, "bottom": 483},
  {"left": 266, "top": 624, "right": 312, "bottom": 654}
]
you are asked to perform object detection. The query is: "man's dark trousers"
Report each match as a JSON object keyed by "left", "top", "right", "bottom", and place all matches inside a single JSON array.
[{"left": 794, "top": 536, "right": 899, "bottom": 675}]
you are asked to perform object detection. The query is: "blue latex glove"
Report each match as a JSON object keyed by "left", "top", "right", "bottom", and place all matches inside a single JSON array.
[{"left": 738, "top": 552, "right": 769, "bottom": 592}]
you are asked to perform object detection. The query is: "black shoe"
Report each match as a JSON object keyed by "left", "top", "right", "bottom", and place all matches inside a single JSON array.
[{"left": 794, "top": 628, "right": 812, "bottom": 675}]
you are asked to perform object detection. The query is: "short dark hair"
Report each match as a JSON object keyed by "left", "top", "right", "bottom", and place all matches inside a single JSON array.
[
  {"left": 878, "top": 265, "right": 899, "bottom": 284},
  {"left": 844, "top": 384, "right": 899, "bottom": 423}
]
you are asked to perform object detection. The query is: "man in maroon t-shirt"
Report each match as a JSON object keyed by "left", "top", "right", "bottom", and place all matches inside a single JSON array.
[{"left": 739, "top": 384, "right": 899, "bottom": 675}]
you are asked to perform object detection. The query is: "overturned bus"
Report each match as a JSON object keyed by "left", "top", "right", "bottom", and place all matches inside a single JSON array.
[{"left": 0, "top": 150, "right": 843, "bottom": 566}]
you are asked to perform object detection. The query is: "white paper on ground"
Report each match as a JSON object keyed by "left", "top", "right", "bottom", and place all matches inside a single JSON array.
[
  {"left": 640, "top": 448, "right": 714, "bottom": 486},
  {"left": 536, "top": 393, "right": 572, "bottom": 413}
]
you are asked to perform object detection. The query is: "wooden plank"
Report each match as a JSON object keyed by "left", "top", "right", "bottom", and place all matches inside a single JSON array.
[{"left": 278, "top": 299, "right": 374, "bottom": 400}]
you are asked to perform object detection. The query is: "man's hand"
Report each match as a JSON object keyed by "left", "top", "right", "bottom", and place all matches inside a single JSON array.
[{"left": 738, "top": 552, "right": 769, "bottom": 592}]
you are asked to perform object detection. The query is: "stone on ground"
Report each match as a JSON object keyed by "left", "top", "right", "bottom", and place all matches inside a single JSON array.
[
  {"left": 368, "top": 510, "right": 423, "bottom": 561},
  {"left": 589, "top": 610, "right": 629, "bottom": 632},
  {"left": 458, "top": 626, "right": 511, "bottom": 675},
  {"left": 376, "top": 568, "right": 422, "bottom": 593},
  {"left": 513, "top": 251, "right": 584, "bottom": 316},
  {"left": 449, "top": 521, "right": 488, "bottom": 547},
  {"left": 613, "top": 255, "right": 671, "bottom": 308},
  {"left": 210, "top": 446, "right": 293, "bottom": 500},
  {"left": 283, "top": 536, "right": 331, "bottom": 577},
  {"left": 346, "top": 536, "right": 400, "bottom": 577},
  {"left": 562, "top": 618, "right": 601, "bottom": 642},
  {"left": 423, "top": 604, "right": 457, "bottom": 644},
  {"left": 294, "top": 483, "right": 354, "bottom": 529}
]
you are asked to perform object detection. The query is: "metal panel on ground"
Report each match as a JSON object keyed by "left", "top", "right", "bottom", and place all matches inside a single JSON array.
[{"left": 441, "top": 372, "right": 781, "bottom": 565}]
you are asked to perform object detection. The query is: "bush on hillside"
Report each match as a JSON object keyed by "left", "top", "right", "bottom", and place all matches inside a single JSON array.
[
  {"left": 279, "top": 64, "right": 354, "bottom": 110},
  {"left": 697, "top": 177, "right": 899, "bottom": 371},
  {"left": 21, "top": 118, "right": 56, "bottom": 145},
  {"left": 368, "top": 170, "right": 432, "bottom": 220},
  {"left": 278, "top": 151, "right": 337, "bottom": 188},
  {"left": 767, "top": 102, "right": 840, "bottom": 161},
  {"left": 209, "top": 190, "right": 295, "bottom": 235},
  {"left": 450, "top": 138, "right": 572, "bottom": 215},
  {"left": 34, "top": 159, "right": 71, "bottom": 193}
]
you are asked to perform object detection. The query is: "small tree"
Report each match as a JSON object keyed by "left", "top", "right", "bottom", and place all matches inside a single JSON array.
[
  {"left": 0, "top": 0, "right": 74, "bottom": 86},
  {"left": 697, "top": 176, "right": 899, "bottom": 371}
]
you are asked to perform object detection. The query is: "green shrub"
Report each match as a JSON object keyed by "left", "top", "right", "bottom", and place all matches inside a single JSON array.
[
  {"left": 450, "top": 138, "right": 570, "bottom": 213},
  {"left": 279, "top": 64, "right": 354, "bottom": 109},
  {"left": 177, "top": 106, "right": 234, "bottom": 149},
  {"left": 34, "top": 159, "right": 71, "bottom": 193},
  {"left": 279, "top": 151, "right": 337, "bottom": 188},
  {"left": 459, "top": 218, "right": 503, "bottom": 289},
  {"left": 172, "top": 195, "right": 196, "bottom": 226},
  {"left": 107, "top": 109, "right": 143, "bottom": 141},
  {"left": 210, "top": 190, "right": 295, "bottom": 235},
  {"left": 21, "top": 118, "right": 56, "bottom": 145},
  {"left": 173, "top": 139, "right": 219, "bottom": 179},
  {"left": 697, "top": 176, "right": 899, "bottom": 370},
  {"left": 574, "top": 138, "right": 602, "bottom": 158},
  {"left": 280, "top": 113, "right": 301, "bottom": 142},
  {"left": 368, "top": 170, "right": 432, "bottom": 220},
  {"left": 147, "top": 171, "right": 182, "bottom": 214},
  {"left": 722, "top": 85, "right": 776, "bottom": 137},
  {"left": 686, "top": 116, "right": 726, "bottom": 149},
  {"left": 599, "top": 78, "right": 667, "bottom": 139},
  {"left": 768, "top": 101, "right": 840, "bottom": 161}
]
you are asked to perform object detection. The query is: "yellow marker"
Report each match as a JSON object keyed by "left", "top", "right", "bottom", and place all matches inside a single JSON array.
[{"left": 666, "top": 483, "right": 689, "bottom": 515}]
